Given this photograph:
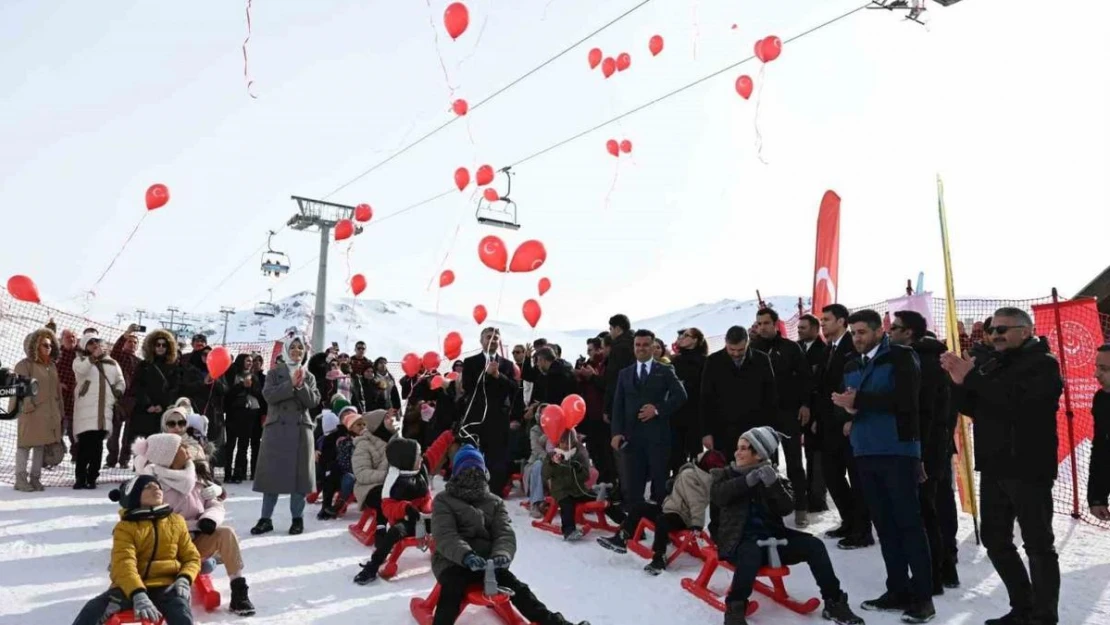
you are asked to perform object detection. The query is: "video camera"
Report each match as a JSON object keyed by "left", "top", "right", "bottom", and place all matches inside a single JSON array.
[{"left": 0, "top": 358, "right": 39, "bottom": 420}]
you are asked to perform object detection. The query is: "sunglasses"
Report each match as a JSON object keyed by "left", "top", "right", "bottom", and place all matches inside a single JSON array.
[
  {"left": 989, "top": 325, "right": 1026, "bottom": 335},
  {"left": 155, "top": 341, "right": 168, "bottom": 347},
  {"left": 889, "top": 324, "right": 906, "bottom": 331},
  {"left": 356, "top": 346, "right": 366, "bottom": 351},
  {"left": 166, "top": 420, "right": 187, "bottom": 428}
]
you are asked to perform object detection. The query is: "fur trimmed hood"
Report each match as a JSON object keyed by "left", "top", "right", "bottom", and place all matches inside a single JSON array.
[
  {"left": 142, "top": 329, "right": 179, "bottom": 364},
  {"left": 23, "top": 327, "right": 58, "bottom": 362}
]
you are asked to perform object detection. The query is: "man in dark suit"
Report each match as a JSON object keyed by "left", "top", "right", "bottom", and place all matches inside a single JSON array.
[
  {"left": 611, "top": 329, "right": 687, "bottom": 506},
  {"left": 460, "top": 326, "right": 518, "bottom": 496},
  {"left": 797, "top": 314, "right": 829, "bottom": 514},
  {"left": 812, "top": 304, "right": 873, "bottom": 549}
]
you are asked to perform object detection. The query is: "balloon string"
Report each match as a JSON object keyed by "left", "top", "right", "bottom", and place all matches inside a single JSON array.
[
  {"left": 494, "top": 270, "right": 509, "bottom": 319},
  {"left": 691, "top": 0, "right": 700, "bottom": 60},
  {"left": 88, "top": 212, "right": 149, "bottom": 296},
  {"left": 602, "top": 159, "right": 621, "bottom": 211},
  {"left": 425, "top": 0, "right": 459, "bottom": 97},
  {"left": 754, "top": 64, "right": 768, "bottom": 165},
  {"left": 243, "top": 0, "right": 258, "bottom": 99},
  {"left": 456, "top": 0, "right": 490, "bottom": 69}
]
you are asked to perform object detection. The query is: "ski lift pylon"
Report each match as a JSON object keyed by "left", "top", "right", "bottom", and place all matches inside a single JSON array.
[
  {"left": 475, "top": 166, "right": 520, "bottom": 230},
  {"left": 254, "top": 288, "right": 279, "bottom": 318},
  {"left": 261, "top": 230, "right": 291, "bottom": 278}
]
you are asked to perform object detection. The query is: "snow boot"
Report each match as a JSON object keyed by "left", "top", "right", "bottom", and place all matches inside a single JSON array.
[
  {"left": 643, "top": 554, "right": 666, "bottom": 576},
  {"left": 724, "top": 600, "right": 749, "bottom": 625},
  {"left": 317, "top": 506, "right": 337, "bottom": 521},
  {"left": 837, "top": 534, "right": 875, "bottom": 550},
  {"left": 229, "top": 577, "right": 256, "bottom": 616},
  {"left": 29, "top": 476, "right": 44, "bottom": 491},
  {"left": 794, "top": 509, "right": 809, "bottom": 527},
  {"left": 861, "top": 591, "right": 911, "bottom": 613},
  {"left": 595, "top": 531, "right": 628, "bottom": 554},
  {"left": 822, "top": 592, "right": 864, "bottom": 625},
  {"left": 901, "top": 599, "right": 936, "bottom": 623},
  {"left": 825, "top": 524, "right": 851, "bottom": 539},
  {"left": 289, "top": 518, "right": 304, "bottom": 535},
  {"left": 354, "top": 560, "right": 381, "bottom": 585},
  {"left": 563, "top": 528, "right": 584, "bottom": 542},
  {"left": 250, "top": 518, "right": 274, "bottom": 535},
  {"left": 984, "top": 611, "right": 1033, "bottom": 625},
  {"left": 14, "top": 473, "right": 33, "bottom": 492},
  {"left": 941, "top": 562, "right": 960, "bottom": 589}
]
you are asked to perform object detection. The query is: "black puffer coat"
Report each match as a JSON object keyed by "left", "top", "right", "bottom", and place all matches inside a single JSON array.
[
  {"left": 709, "top": 465, "right": 794, "bottom": 554},
  {"left": 430, "top": 486, "right": 516, "bottom": 579}
]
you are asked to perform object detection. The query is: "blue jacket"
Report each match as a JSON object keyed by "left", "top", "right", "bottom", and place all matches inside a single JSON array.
[
  {"left": 843, "top": 337, "right": 921, "bottom": 458},
  {"left": 612, "top": 360, "right": 687, "bottom": 446}
]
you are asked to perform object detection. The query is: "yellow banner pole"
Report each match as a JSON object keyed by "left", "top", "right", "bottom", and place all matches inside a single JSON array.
[{"left": 937, "top": 173, "right": 981, "bottom": 545}]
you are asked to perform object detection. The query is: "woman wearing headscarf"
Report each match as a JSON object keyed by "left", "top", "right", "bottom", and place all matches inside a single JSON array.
[{"left": 251, "top": 334, "right": 320, "bottom": 535}]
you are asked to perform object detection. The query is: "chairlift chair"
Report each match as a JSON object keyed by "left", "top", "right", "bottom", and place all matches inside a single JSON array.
[
  {"left": 475, "top": 166, "right": 521, "bottom": 230},
  {"left": 867, "top": 0, "right": 928, "bottom": 24},
  {"left": 254, "top": 288, "right": 278, "bottom": 318},
  {"left": 260, "top": 231, "right": 291, "bottom": 278}
]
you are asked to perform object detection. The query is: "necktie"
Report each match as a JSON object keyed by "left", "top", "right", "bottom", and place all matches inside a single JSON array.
[{"left": 640, "top": 363, "right": 648, "bottom": 382}]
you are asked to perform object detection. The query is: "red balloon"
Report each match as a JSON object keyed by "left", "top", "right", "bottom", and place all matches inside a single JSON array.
[
  {"left": 754, "top": 36, "right": 782, "bottom": 63},
  {"left": 619, "top": 139, "right": 632, "bottom": 154},
  {"left": 454, "top": 167, "right": 470, "bottom": 191},
  {"left": 6, "top": 275, "right": 41, "bottom": 303},
  {"left": 601, "top": 57, "right": 616, "bottom": 78},
  {"left": 509, "top": 240, "right": 547, "bottom": 273},
  {"left": 606, "top": 139, "right": 619, "bottom": 157},
  {"left": 444, "top": 2, "right": 469, "bottom": 40},
  {"left": 477, "top": 235, "right": 508, "bottom": 272},
  {"left": 522, "top": 298, "right": 542, "bottom": 328},
  {"left": 540, "top": 404, "right": 567, "bottom": 443},
  {"left": 206, "top": 346, "right": 232, "bottom": 379},
  {"left": 616, "top": 52, "right": 631, "bottom": 72},
  {"left": 402, "top": 353, "right": 421, "bottom": 377},
  {"left": 354, "top": 203, "right": 373, "bottom": 222},
  {"left": 483, "top": 188, "right": 499, "bottom": 202},
  {"left": 423, "top": 351, "right": 442, "bottom": 372},
  {"left": 351, "top": 273, "right": 367, "bottom": 296},
  {"left": 649, "top": 35, "right": 664, "bottom": 56},
  {"left": 444, "top": 331, "right": 463, "bottom": 360},
  {"left": 446, "top": 371, "right": 460, "bottom": 382},
  {"left": 335, "top": 219, "right": 354, "bottom": 241},
  {"left": 588, "top": 47, "right": 602, "bottom": 69},
  {"left": 439, "top": 269, "right": 455, "bottom": 288},
  {"left": 452, "top": 99, "right": 468, "bottom": 116},
  {"left": 473, "top": 304, "right": 488, "bottom": 324},
  {"left": 476, "top": 164, "right": 494, "bottom": 186},
  {"left": 145, "top": 184, "right": 169, "bottom": 210},
  {"left": 538, "top": 277, "right": 551, "bottom": 296},
  {"left": 430, "top": 375, "right": 445, "bottom": 391},
  {"left": 512, "top": 362, "right": 522, "bottom": 381},
  {"left": 735, "top": 75, "right": 753, "bottom": 100},
  {"left": 561, "top": 394, "right": 586, "bottom": 429}
]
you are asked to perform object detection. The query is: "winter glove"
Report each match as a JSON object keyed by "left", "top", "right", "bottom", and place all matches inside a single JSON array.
[
  {"left": 200, "top": 483, "right": 223, "bottom": 501},
  {"left": 197, "top": 518, "right": 218, "bottom": 535},
  {"left": 131, "top": 591, "right": 162, "bottom": 622},
  {"left": 744, "top": 469, "right": 762, "bottom": 487},
  {"left": 491, "top": 555, "right": 512, "bottom": 569},
  {"left": 755, "top": 464, "right": 779, "bottom": 487},
  {"left": 463, "top": 552, "right": 487, "bottom": 572},
  {"left": 170, "top": 576, "right": 192, "bottom": 601}
]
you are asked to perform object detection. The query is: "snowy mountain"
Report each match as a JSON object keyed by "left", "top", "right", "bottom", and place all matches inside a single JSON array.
[{"left": 123, "top": 292, "right": 807, "bottom": 358}]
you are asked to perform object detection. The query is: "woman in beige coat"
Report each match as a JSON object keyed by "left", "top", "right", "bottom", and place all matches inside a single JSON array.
[{"left": 11, "top": 327, "right": 64, "bottom": 491}]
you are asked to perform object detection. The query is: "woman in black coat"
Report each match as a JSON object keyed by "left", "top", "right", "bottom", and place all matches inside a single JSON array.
[
  {"left": 670, "top": 327, "right": 708, "bottom": 475},
  {"left": 223, "top": 353, "right": 264, "bottom": 483}
]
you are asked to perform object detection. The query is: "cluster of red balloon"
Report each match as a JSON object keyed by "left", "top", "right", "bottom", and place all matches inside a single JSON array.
[
  {"left": 339, "top": 202, "right": 374, "bottom": 296},
  {"left": 473, "top": 235, "right": 548, "bottom": 328},
  {"left": 454, "top": 163, "right": 494, "bottom": 194},
  {"left": 589, "top": 33, "right": 663, "bottom": 79},
  {"left": 540, "top": 394, "right": 588, "bottom": 443},
  {"left": 605, "top": 139, "right": 633, "bottom": 157},
  {"left": 736, "top": 36, "right": 782, "bottom": 100}
]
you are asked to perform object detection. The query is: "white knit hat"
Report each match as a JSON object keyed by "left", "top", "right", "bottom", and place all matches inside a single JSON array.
[
  {"left": 186, "top": 413, "right": 208, "bottom": 438},
  {"left": 321, "top": 411, "right": 340, "bottom": 435},
  {"left": 79, "top": 329, "right": 101, "bottom": 352},
  {"left": 132, "top": 434, "right": 183, "bottom": 471}
]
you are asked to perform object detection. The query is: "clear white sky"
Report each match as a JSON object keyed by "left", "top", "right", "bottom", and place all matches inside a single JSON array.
[{"left": 2, "top": 0, "right": 1107, "bottom": 330}]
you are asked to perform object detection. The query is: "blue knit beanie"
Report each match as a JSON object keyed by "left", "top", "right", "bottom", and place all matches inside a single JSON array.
[{"left": 452, "top": 444, "right": 487, "bottom": 478}]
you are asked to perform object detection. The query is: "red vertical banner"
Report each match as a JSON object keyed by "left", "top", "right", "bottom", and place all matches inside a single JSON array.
[
  {"left": 812, "top": 190, "right": 841, "bottom": 315},
  {"left": 1031, "top": 297, "right": 1102, "bottom": 463},
  {"left": 269, "top": 340, "right": 283, "bottom": 371}
]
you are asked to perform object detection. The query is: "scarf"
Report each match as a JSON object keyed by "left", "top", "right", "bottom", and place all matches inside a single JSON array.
[
  {"left": 143, "top": 461, "right": 198, "bottom": 495},
  {"left": 446, "top": 467, "right": 491, "bottom": 504},
  {"left": 735, "top": 459, "right": 771, "bottom": 476}
]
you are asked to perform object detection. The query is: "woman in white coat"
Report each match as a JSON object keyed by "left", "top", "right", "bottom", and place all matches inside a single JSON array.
[{"left": 72, "top": 330, "right": 126, "bottom": 488}]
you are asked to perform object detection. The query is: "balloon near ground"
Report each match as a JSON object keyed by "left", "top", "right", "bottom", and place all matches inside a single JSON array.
[
  {"left": 402, "top": 353, "right": 421, "bottom": 377},
  {"left": 561, "top": 394, "right": 586, "bottom": 429},
  {"left": 422, "top": 351, "right": 441, "bottom": 372},
  {"left": 6, "top": 275, "right": 41, "bottom": 303},
  {"left": 540, "top": 404, "right": 567, "bottom": 443},
  {"left": 207, "top": 346, "right": 232, "bottom": 379}
]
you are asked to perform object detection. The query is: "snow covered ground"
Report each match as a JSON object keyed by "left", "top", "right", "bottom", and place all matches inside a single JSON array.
[{"left": 1, "top": 478, "right": 1108, "bottom": 625}]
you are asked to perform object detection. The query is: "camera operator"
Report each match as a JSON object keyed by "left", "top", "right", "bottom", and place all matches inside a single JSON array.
[{"left": 8, "top": 327, "right": 65, "bottom": 492}]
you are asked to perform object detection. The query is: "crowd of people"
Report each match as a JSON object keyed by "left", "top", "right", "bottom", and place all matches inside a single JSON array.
[{"left": 5, "top": 305, "right": 1110, "bottom": 625}]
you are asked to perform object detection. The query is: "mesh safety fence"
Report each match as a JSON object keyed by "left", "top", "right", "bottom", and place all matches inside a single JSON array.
[{"left": 3, "top": 287, "right": 1108, "bottom": 529}]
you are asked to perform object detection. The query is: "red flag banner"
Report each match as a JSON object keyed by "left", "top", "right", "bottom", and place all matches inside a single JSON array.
[
  {"left": 1031, "top": 297, "right": 1102, "bottom": 463},
  {"left": 812, "top": 191, "right": 840, "bottom": 315}
]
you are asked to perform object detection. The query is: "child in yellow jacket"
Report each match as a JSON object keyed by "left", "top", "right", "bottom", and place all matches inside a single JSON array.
[{"left": 72, "top": 474, "right": 201, "bottom": 625}]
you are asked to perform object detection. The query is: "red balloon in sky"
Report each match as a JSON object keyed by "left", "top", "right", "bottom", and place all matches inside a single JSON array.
[
  {"left": 335, "top": 219, "right": 354, "bottom": 241},
  {"left": 351, "top": 273, "right": 367, "bottom": 296},
  {"left": 606, "top": 139, "right": 619, "bottom": 157},
  {"left": 483, "top": 188, "right": 499, "bottom": 202},
  {"left": 735, "top": 75, "right": 753, "bottom": 99},
  {"left": 616, "top": 52, "right": 631, "bottom": 72},
  {"left": 423, "top": 351, "right": 442, "bottom": 372},
  {"left": 477, "top": 235, "right": 508, "bottom": 272},
  {"left": 649, "top": 35, "right": 664, "bottom": 56},
  {"left": 454, "top": 167, "right": 470, "bottom": 191},
  {"left": 444, "top": 331, "right": 463, "bottom": 360},
  {"left": 619, "top": 139, "right": 632, "bottom": 154},
  {"left": 754, "top": 36, "right": 782, "bottom": 63},
  {"left": 522, "top": 298, "right": 542, "bottom": 328},
  {"left": 538, "top": 277, "right": 551, "bottom": 296},
  {"left": 588, "top": 47, "right": 602, "bottom": 69},
  {"left": 476, "top": 164, "right": 494, "bottom": 186},
  {"left": 145, "top": 184, "right": 169, "bottom": 210},
  {"left": 452, "top": 99, "right": 468, "bottom": 116},
  {"left": 509, "top": 240, "right": 547, "bottom": 273},
  {"left": 473, "top": 304, "right": 488, "bottom": 324},
  {"left": 439, "top": 269, "right": 455, "bottom": 288},
  {"left": 444, "top": 2, "right": 469, "bottom": 40},
  {"left": 601, "top": 57, "right": 616, "bottom": 78},
  {"left": 6, "top": 275, "right": 41, "bottom": 303},
  {"left": 354, "top": 203, "right": 372, "bottom": 222}
]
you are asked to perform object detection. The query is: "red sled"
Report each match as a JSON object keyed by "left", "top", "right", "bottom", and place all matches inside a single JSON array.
[
  {"left": 105, "top": 613, "right": 161, "bottom": 625},
  {"left": 380, "top": 535, "right": 437, "bottom": 580},
  {"left": 105, "top": 575, "right": 221, "bottom": 625},
  {"left": 348, "top": 508, "right": 379, "bottom": 546},
  {"left": 626, "top": 518, "right": 713, "bottom": 567},
  {"left": 679, "top": 546, "right": 820, "bottom": 615},
  {"left": 530, "top": 497, "right": 619, "bottom": 537},
  {"left": 306, "top": 490, "right": 321, "bottom": 504},
  {"left": 410, "top": 583, "right": 531, "bottom": 625},
  {"left": 502, "top": 473, "right": 523, "bottom": 499}
]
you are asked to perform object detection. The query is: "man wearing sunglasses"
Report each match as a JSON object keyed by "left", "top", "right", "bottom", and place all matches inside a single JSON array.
[{"left": 941, "top": 308, "right": 1064, "bottom": 625}]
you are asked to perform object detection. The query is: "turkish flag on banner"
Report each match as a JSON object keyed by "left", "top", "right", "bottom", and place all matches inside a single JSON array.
[
  {"left": 812, "top": 191, "right": 841, "bottom": 315},
  {"left": 1031, "top": 297, "right": 1103, "bottom": 463},
  {"left": 269, "top": 340, "right": 284, "bottom": 371}
]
